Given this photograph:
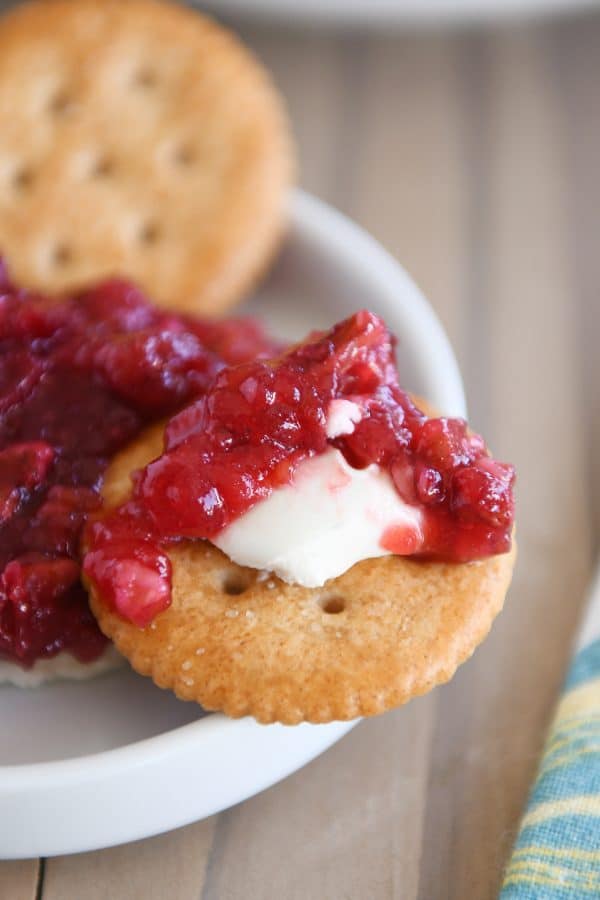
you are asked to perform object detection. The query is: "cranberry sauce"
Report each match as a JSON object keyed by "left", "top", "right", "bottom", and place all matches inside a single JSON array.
[
  {"left": 84, "top": 310, "right": 515, "bottom": 628},
  {"left": 0, "top": 270, "right": 277, "bottom": 666}
]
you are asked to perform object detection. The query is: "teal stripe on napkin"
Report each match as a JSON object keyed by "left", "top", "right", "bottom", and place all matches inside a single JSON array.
[{"left": 500, "top": 635, "right": 600, "bottom": 898}]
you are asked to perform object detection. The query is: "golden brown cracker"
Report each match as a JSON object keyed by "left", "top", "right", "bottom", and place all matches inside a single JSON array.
[
  {"left": 86, "top": 422, "right": 515, "bottom": 724},
  {"left": 0, "top": 0, "right": 293, "bottom": 313}
]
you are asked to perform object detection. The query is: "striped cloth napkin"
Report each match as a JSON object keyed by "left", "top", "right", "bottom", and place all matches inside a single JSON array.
[{"left": 501, "top": 565, "right": 600, "bottom": 898}]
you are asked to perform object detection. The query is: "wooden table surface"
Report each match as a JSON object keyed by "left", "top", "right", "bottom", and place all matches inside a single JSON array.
[{"left": 2, "top": 6, "right": 600, "bottom": 899}]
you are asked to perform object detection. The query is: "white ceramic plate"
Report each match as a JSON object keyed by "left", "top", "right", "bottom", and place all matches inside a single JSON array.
[
  {"left": 0, "top": 190, "right": 466, "bottom": 860},
  {"left": 202, "top": 0, "right": 598, "bottom": 26}
]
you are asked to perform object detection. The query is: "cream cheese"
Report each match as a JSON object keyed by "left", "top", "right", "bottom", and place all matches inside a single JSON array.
[
  {"left": 213, "top": 447, "right": 423, "bottom": 588},
  {"left": 325, "top": 398, "right": 362, "bottom": 438}
]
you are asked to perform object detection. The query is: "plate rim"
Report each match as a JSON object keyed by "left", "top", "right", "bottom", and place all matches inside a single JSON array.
[{"left": 202, "top": 0, "right": 598, "bottom": 26}]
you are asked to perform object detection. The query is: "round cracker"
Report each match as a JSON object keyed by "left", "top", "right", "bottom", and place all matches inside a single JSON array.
[
  {"left": 86, "top": 422, "right": 515, "bottom": 724},
  {"left": 0, "top": 0, "right": 292, "bottom": 313}
]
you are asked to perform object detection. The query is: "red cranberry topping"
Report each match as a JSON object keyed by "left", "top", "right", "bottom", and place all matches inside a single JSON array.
[
  {"left": 0, "top": 265, "right": 277, "bottom": 667},
  {"left": 0, "top": 351, "right": 46, "bottom": 415},
  {"left": 0, "top": 442, "right": 54, "bottom": 524},
  {"left": 135, "top": 311, "right": 395, "bottom": 537},
  {"left": 83, "top": 540, "right": 171, "bottom": 629},
  {"left": 1, "top": 554, "right": 107, "bottom": 665},
  {"left": 84, "top": 311, "right": 515, "bottom": 627}
]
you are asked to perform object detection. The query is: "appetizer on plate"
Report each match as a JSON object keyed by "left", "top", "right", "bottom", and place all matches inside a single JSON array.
[
  {"left": 0, "top": 0, "right": 515, "bottom": 717},
  {"left": 83, "top": 311, "right": 516, "bottom": 723}
]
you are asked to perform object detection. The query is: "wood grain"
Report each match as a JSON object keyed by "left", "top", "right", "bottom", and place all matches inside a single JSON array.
[
  {"left": 200, "top": 700, "right": 435, "bottom": 900},
  {"left": 556, "top": 13, "right": 600, "bottom": 551},
  {"left": 0, "top": 860, "right": 40, "bottom": 900},
  {"left": 1, "top": 10, "right": 598, "bottom": 900},
  {"left": 419, "top": 26, "right": 594, "bottom": 899},
  {"left": 42, "top": 820, "right": 216, "bottom": 900}
]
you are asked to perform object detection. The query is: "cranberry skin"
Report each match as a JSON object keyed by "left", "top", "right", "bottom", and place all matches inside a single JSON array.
[
  {"left": 0, "top": 442, "right": 54, "bottom": 522},
  {"left": 340, "top": 386, "right": 414, "bottom": 468},
  {"left": 0, "top": 350, "right": 46, "bottom": 415},
  {"left": 4, "top": 554, "right": 80, "bottom": 605},
  {"left": 0, "top": 294, "right": 53, "bottom": 341},
  {"left": 11, "top": 371, "right": 142, "bottom": 458},
  {"left": 164, "top": 398, "right": 206, "bottom": 450},
  {"left": 94, "top": 330, "right": 223, "bottom": 415},
  {"left": 75, "top": 280, "right": 157, "bottom": 332},
  {"left": 0, "top": 554, "right": 107, "bottom": 665},
  {"left": 451, "top": 458, "right": 515, "bottom": 528},
  {"left": 188, "top": 317, "right": 282, "bottom": 366},
  {"left": 25, "top": 486, "right": 100, "bottom": 557},
  {"left": 83, "top": 541, "right": 172, "bottom": 629},
  {"left": 415, "top": 418, "right": 475, "bottom": 469},
  {"left": 416, "top": 465, "right": 445, "bottom": 505}
]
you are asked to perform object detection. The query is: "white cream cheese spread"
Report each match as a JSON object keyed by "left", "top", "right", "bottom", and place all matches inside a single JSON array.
[{"left": 213, "top": 446, "right": 423, "bottom": 588}]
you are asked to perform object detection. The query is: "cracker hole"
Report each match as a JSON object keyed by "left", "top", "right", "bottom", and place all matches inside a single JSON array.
[
  {"left": 173, "top": 144, "right": 196, "bottom": 167},
  {"left": 320, "top": 595, "right": 346, "bottom": 615},
  {"left": 90, "top": 155, "right": 115, "bottom": 179},
  {"left": 138, "top": 221, "right": 161, "bottom": 245},
  {"left": 133, "top": 66, "right": 158, "bottom": 89},
  {"left": 12, "top": 166, "right": 34, "bottom": 191},
  {"left": 49, "top": 91, "right": 74, "bottom": 116},
  {"left": 223, "top": 573, "right": 251, "bottom": 596},
  {"left": 51, "top": 243, "right": 73, "bottom": 268}
]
